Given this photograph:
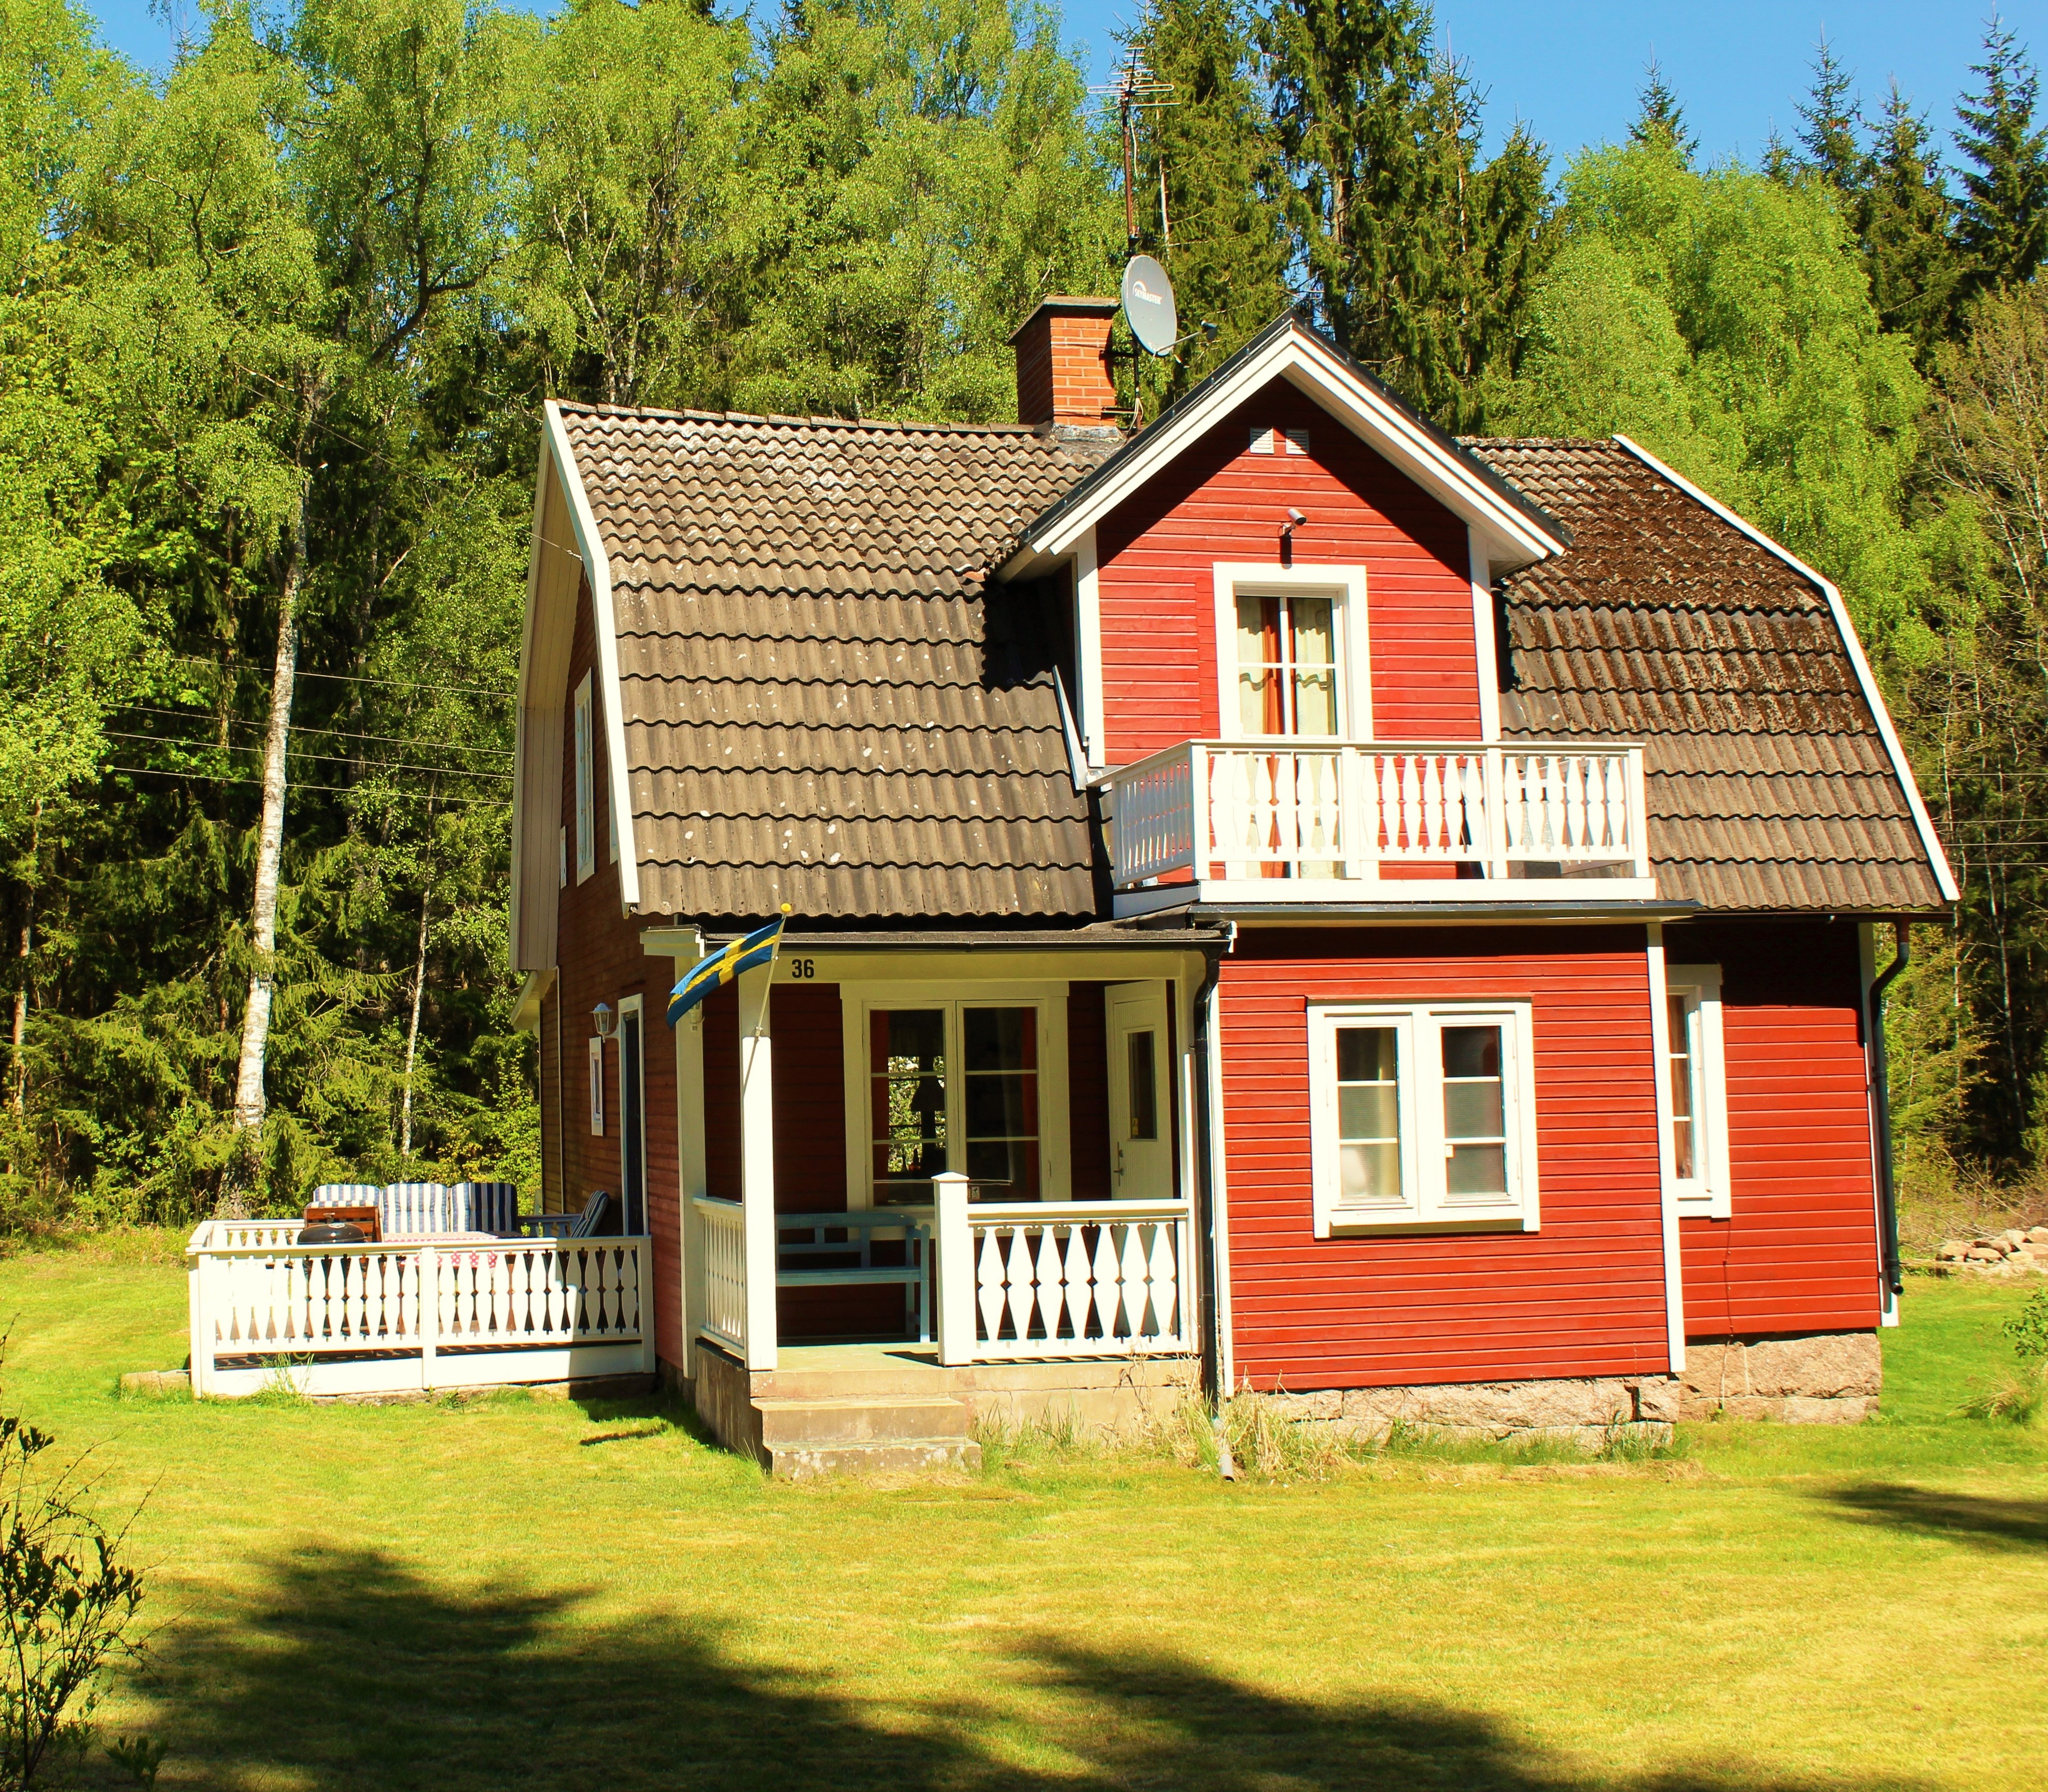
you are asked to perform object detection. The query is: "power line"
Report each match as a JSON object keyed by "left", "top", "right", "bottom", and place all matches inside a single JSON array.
[
  {"left": 124, "top": 704, "right": 515, "bottom": 758},
  {"left": 103, "top": 763, "right": 510, "bottom": 807},
  {"left": 104, "top": 730, "right": 513, "bottom": 782},
  {"left": 165, "top": 653, "right": 513, "bottom": 701}
]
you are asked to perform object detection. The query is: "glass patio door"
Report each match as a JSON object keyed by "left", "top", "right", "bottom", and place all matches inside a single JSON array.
[{"left": 1235, "top": 591, "right": 1341, "bottom": 877}]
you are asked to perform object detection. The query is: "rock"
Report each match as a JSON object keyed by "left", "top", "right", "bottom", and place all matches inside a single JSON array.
[
  {"left": 1967, "top": 1247, "right": 2004, "bottom": 1262},
  {"left": 2001, "top": 1229, "right": 2029, "bottom": 1249},
  {"left": 2029, "top": 1226, "right": 2048, "bottom": 1245},
  {"left": 1938, "top": 1240, "right": 1970, "bottom": 1261}
]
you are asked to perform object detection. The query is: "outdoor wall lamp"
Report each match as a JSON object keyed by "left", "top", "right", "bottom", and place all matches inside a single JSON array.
[{"left": 592, "top": 1002, "right": 616, "bottom": 1039}]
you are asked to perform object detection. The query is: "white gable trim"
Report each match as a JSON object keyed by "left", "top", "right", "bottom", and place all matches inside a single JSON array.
[
  {"left": 1025, "top": 325, "right": 1568, "bottom": 572},
  {"left": 543, "top": 401, "right": 643, "bottom": 915},
  {"left": 1612, "top": 435, "right": 1958, "bottom": 905}
]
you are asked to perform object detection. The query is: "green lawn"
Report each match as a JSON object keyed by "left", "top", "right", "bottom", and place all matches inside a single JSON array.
[{"left": 2, "top": 1237, "right": 2045, "bottom": 1791}]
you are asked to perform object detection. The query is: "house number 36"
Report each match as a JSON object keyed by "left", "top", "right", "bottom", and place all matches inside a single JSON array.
[{"left": 787, "top": 958, "right": 816, "bottom": 979}]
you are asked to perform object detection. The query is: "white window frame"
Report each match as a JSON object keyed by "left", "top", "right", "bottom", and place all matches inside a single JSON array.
[
  {"left": 1212, "top": 563, "right": 1371, "bottom": 742},
  {"left": 1665, "top": 965, "right": 1731, "bottom": 1219},
  {"left": 587, "top": 1034, "right": 606, "bottom": 1137},
  {"left": 615, "top": 993, "right": 646, "bottom": 1230},
  {"left": 1308, "top": 1000, "right": 1538, "bottom": 1236},
  {"left": 573, "top": 670, "right": 595, "bottom": 884},
  {"left": 838, "top": 982, "right": 1071, "bottom": 1208}
]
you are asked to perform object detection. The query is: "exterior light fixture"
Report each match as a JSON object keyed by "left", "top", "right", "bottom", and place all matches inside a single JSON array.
[{"left": 592, "top": 1001, "right": 616, "bottom": 1039}]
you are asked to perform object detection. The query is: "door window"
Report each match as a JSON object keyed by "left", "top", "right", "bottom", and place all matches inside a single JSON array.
[{"left": 870, "top": 1008, "right": 948, "bottom": 1206}]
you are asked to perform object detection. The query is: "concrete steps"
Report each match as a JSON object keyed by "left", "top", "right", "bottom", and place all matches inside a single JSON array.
[{"left": 753, "top": 1391, "right": 978, "bottom": 1481}]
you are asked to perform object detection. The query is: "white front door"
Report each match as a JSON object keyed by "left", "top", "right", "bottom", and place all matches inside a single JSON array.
[{"left": 1105, "top": 982, "right": 1172, "bottom": 1200}]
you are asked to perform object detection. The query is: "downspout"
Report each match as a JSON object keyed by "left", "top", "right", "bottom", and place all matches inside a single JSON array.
[
  {"left": 1190, "top": 922, "right": 1236, "bottom": 1478},
  {"left": 1868, "top": 919, "right": 1910, "bottom": 1301}
]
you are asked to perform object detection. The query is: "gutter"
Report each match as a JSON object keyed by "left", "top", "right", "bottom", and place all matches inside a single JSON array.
[
  {"left": 1869, "top": 919, "right": 1911, "bottom": 1300},
  {"left": 1190, "top": 921, "right": 1237, "bottom": 1479}
]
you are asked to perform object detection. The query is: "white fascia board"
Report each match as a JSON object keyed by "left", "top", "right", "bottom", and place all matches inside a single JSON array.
[
  {"left": 509, "top": 439, "right": 553, "bottom": 970},
  {"left": 544, "top": 401, "right": 643, "bottom": 916},
  {"left": 512, "top": 967, "right": 555, "bottom": 1034},
  {"left": 1612, "top": 435, "right": 1959, "bottom": 905},
  {"left": 1028, "top": 327, "right": 1568, "bottom": 571}
]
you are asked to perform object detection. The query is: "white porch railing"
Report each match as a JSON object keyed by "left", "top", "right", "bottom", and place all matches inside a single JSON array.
[
  {"left": 934, "top": 1175, "right": 1192, "bottom": 1364},
  {"left": 1107, "top": 740, "right": 1649, "bottom": 890},
  {"left": 186, "top": 1222, "right": 651, "bottom": 1398},
  {"left": 694, "top": 1196, "right": 747, "bottom": 1354}
]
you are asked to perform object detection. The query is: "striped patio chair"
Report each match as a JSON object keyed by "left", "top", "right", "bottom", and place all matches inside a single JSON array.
[
  {"left": 310, "top": 1182, "right": 382, "bottom": 1209},
  {"left": 451, "top": 1181, "right": 522, "bottom": 1236},
  {"left": 380, "top": 1182, "right": 449, "bottom": 1236}
]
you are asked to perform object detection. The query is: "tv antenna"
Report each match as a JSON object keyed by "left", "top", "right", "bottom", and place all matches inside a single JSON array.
[{"left": 1089, "top": 34, "right": 1173, "bottom": 252}]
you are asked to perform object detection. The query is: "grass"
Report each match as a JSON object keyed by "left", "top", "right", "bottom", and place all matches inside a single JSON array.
[{"left": 3, "top": 1238, "right": 2047, "bottom": 1789}]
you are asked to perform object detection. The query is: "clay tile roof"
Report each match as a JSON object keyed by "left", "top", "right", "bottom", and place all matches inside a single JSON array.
[
  {"left": 1467, "top": 438, "right": 1947, "bottom": 913},
  {"left": 554, "top": 403, "right": 1111, "bottom": 922}
]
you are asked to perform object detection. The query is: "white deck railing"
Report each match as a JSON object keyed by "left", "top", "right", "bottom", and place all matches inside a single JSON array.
[
  {"left": 693, "top": 1196, "right": 747, "bottom": 1353},
  {"left": 186, "top": 1222, "right": 652, "bottom": 1398},
  {"left": 1107, "top": 740, "right": 1649, "bottom": 891},
  {"left": 933, "top": 1176, "right": 1191, "bottom": 1364}
]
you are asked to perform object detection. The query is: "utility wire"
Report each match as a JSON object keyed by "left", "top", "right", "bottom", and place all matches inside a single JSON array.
[
  {"left": 165, "top": 653, "right": 514, "bottom": 701},
  {"left": 124, "top": 704, "right": 515, "bottom": 757},
  {"left": 104, "top": 730, "right": 513, "bottom": 782},
  {"left": 104, "top": 764, "right": 510, "bottom": 807}
]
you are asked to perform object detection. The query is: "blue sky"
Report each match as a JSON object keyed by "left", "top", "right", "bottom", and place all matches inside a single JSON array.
[{"left": 84, "top": 0, "right": 2047, "bottom": 173}]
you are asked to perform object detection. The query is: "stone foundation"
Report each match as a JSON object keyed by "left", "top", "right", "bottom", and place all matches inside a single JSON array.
[
  {"left": 1252, "top": 1373, "right": 1680, "bottom": 1450},
  {"left": 1680, "top": 1331, "right": 1881, "bottom": 1423}
]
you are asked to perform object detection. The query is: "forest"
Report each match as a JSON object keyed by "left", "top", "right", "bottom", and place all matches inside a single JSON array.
[{"left": 2, "top": 0, "right": 2045, "bottom": 1238}]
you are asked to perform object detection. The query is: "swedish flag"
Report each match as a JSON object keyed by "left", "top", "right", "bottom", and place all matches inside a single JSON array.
[{"left": 667, "top": 910, "right": 789, "bottom": 1026}]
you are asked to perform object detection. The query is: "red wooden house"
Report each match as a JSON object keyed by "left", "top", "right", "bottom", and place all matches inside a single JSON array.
[{"left": 510, "top": 302, "right": 1954, "bottom": 1475}]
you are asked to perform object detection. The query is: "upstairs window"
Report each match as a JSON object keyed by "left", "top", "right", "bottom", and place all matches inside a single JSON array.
[
  {"left": 1664, "top": 966, "right": 1730, "bottom": 1217},
  {"left": 1309, "top": 1001, "right": 1538, "bottom": 1235},
  {"left": 573, "top": 671, "right": 595, "bottom": 884},
  {"left": 1237, "top": 591, "right": 1338, "bottom": 738}
]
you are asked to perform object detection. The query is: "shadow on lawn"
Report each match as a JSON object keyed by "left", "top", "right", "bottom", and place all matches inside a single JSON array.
[
  {"left": 1820, "top": 1480, "right": 2048, "bottom": 1550},
  {"left": 128, "top": 1546, "right": 1934, "bottom": 1792}
]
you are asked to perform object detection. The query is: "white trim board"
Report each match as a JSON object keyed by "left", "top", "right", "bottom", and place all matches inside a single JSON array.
[
  {"left": 543, "top": 401, "right": 643, "bottom": 915},
  {"left": 1014, "top": 325, "right": 1569, "bottom": 576},
  {"left": 1611, "top": 434, "right": 1957, "bottom": 905}
]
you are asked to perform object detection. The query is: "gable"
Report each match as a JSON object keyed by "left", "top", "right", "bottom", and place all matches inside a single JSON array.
[{"left": 1091, "top": 377, "right": 1483, "bottom": 762}]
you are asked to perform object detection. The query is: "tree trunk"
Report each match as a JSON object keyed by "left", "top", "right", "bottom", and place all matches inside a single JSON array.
[
  {"left": 399, "top": 823, "right": 436, "bottom": 1160},
  {"left": 10, "top": 800, "right": 42, "bottom": 1116},
  {"left": 231, "top": 414, "right": 316, "bottom": 1138}
]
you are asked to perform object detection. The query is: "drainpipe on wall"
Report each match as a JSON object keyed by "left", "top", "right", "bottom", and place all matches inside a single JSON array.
[
  {"left": 1190, "top": 922, "right": 1235, "bottom": 1480},
  {"left": 1869, "top": 919, "right": 1911, "bottom": 1302}
]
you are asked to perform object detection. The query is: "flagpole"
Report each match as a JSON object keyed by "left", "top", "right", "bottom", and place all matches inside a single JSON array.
[{"left": 738, "top": 904, "right": 792, "bottom": 1097}]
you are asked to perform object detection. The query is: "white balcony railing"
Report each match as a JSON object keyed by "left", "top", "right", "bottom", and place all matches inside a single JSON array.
[
  {"left": 1107, "top": 740, "right": 1650, "bottom": 894},
  {"left": 693, "top": 1196, "right": 748, "bottom": 1354},
  {"left": 187, "top": 1223, "right": 652, "bottom": 1398}
]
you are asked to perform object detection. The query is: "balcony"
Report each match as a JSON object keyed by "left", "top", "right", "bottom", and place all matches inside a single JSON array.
[{"left": 1106, "top": 740, "right": 1654, "bottom": 912}]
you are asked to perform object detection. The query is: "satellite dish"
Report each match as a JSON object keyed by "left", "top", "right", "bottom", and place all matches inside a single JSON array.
[{"left": 1121, "top": 255, "right": 1178, "bottom": 356}]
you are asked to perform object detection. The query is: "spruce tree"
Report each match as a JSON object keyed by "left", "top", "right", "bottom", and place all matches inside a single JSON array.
[
  {"left": 1260, "top": 0, "right": 1551, "bottom": 429},
  {"left": 1794, "top": 35, "right": 1861, "bottom": 191},
  {"left": 1856, "top": 85, "right": 1961, "bottom": 358},
  {"left": 1130, "top": 0, "right": 1291, "bottom": 397},
  {"left": 1954, "top": 21, "right": 2048, "bottom": 292},
  {"left": 1629, "top": 57, "right": 1694, "bottom": 165}
]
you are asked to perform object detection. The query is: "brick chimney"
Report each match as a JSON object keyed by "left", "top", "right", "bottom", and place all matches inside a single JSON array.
[{"left": 1011, "top": 296, "right": 1119, "bottom": 428}]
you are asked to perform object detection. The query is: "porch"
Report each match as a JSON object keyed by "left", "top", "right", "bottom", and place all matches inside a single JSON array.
[
  {"left": 1106, "top": 739, "right": 1654, "bottom": 914},
  {"left": 658, "top": 934, "right": 1220, "bottom": 1472}
]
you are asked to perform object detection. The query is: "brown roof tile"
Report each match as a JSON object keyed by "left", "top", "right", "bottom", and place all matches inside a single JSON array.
[
  {"left": 556, "top": 404, "right": 1104, "bottom": 921},
  {"left": 1470, "top": 438, "right": 1945, "bottom": 912}
]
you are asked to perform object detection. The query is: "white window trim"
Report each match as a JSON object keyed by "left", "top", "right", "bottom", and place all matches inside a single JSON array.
[
  {"left": 573, "top": 670, "right": 595, "bottom": 884},
  {"left": 1665, "top": 964, "right": 1731, "bottom": 1219},
  {"left": 616, "top": 994, "right": 646, "bottom": 1228},
  {"left": 1308, "top": 999, "right": 1538, "bottom": 1237},
  {"left": 837, "top": 980, "right": 1071, "bottom": 1208},
  {"left": 1212, "top": 563, "right": 1372, "bottom": 743},
  {"left": 587, "top": 1034, "right": 606, "bottom": 1137}
]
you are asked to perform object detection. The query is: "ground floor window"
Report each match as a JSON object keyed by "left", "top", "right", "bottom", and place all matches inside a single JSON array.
[
  {"left": 1664, "top": 965, "right": 1730, "bottom": 1217},
  {"left": 1307, "top": 1001, "right": 1538, "bottom": 1235},
  {"left": 855, "top": 993, "right": 1060, "bottom": 1206}
]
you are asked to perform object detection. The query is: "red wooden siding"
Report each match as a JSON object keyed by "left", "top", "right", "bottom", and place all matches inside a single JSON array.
[
  {"left": 552, "top": 573, "right": 682, "bottom": 1367},
  {"left": 1220, "top": 925, "right": 1668, "bottom": 1390},
  {"left": 1670, "top": 920, "right": 1882, "bottom": 1338},
  {"left": 1095, "top": 379, "right": 1481, "bottom": 762}
]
